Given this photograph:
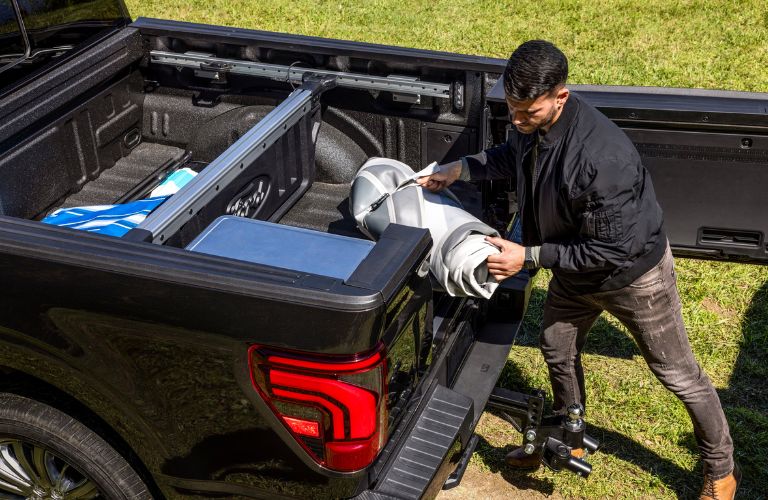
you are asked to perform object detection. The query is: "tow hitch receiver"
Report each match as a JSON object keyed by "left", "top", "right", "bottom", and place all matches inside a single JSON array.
[{"left": 486, "top": 386, "right": 599, "bottom": 477}]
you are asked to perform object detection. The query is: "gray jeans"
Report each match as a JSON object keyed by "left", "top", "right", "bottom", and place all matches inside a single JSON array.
[{"left": 540, "top": 244, "right": 734, "bottom": 478}]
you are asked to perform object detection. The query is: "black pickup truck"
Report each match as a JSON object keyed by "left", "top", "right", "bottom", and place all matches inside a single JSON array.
[{"left": 0, "top": 0, "right": 766, "bottom": 498}]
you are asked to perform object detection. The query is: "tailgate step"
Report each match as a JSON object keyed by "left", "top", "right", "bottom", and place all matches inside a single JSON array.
[
  {"left": 374, "top": 384, "right": 473, "bottom": 499},
  {"left": 451, "top": 271, "right": 529, "bottom": 429},
  {"left": 450, "top": 320, "right": 521, "bottom": 429}
]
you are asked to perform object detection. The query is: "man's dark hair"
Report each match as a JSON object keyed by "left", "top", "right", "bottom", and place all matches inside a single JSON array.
[{"left": 503, "top": 40, "right": 568, "bottom": 101}]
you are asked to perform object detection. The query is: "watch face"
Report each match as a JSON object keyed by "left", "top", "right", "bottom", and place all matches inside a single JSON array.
[
  {"left": 523, "top": 247, "right": 534, "bottom": 269},
  {"left": 523, "top": 252, "right": 536, "bottom": 269}
]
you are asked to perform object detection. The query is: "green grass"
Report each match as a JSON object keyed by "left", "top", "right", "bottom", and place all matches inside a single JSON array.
[
  {"left": 122, "top": 1, "right": 768, "bottom": 497},
  {"left": 126, "top": 0, "right": 768, "bottom": 92},
  {"left": 488, "top": 260, "right": 768, "bottom": 499}
]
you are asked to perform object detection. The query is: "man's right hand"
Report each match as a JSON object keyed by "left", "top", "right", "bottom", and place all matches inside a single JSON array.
[{"left": 416, "top": 160, "right": 462, "bottom": 192}]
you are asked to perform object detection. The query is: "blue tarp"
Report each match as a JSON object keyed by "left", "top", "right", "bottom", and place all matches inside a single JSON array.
[
  {"left": 42, "top": 168, "right": 197, "bottom": 237},
  {"left": 42, "top": 197, "right": 170, "bottom": 237}
]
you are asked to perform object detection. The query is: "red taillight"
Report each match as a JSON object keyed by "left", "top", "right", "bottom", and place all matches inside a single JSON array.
[
  {"left": 249, "top": 344, "right": 387, "bottom": 472},
  {"left": 283, "top": 416, "right": 321, "bottom": 438}
]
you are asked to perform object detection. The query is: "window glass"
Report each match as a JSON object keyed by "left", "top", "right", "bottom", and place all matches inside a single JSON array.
[
  {"left": 0, "top": 0, "right": 26, "bottom": 63},
  {"left": 20, "top": 0, "right": 123, "bottom": 28},
  {"left": 18, "top": 0, "right": 125, "bottom": 52},
  {"left": 0, "top": 0, "right": 128, "bottom": 97}
]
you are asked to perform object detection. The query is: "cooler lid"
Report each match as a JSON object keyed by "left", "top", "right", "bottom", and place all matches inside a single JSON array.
[{"left": 186, "top": 216, "right": 374, "bottom": 280}]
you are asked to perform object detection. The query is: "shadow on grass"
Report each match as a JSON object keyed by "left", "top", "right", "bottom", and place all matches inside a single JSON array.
[
  {"left": 717, "top": 278, "right": 768, "bottom": 499},
  {"left": 473, "top": 433, "right": 556, "bottom": 496},
  {"left": 480, "top": 358, "right": 700, "bottom": 498},
  {"left": 473, "top": 358, "right": 556, "bottom": 496},
  {"left": 516, "top": 287, "right": 639, "bottom": 360},
  {"left": 491, "top": 274, "right": 768, "bottom": 498},
  {"left": 478, "top": 421, "right": 701, "bottom": 499}
]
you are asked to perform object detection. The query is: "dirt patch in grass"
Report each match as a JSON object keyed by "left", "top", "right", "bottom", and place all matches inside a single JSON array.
[
  {"left": 437, "top": 412, "right": 565, "bottom": 500},
  {"left": 437, "top": 465, "right": 563, "bottom": 500},
  {"left": 700, "top": 297, "right": 737, "bottom": 320}
]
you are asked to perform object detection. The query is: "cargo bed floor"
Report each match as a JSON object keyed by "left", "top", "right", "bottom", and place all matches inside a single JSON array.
[
  {"left": 278, "top": 182, "right": 365, "bottom": 239},
  {"left": 60, "top": 142, "right": 186, "bottom": 208}
]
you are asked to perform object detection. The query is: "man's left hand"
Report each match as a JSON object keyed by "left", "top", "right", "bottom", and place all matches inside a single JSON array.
[{"left": 485, "top": 236, "right": 525, "bottom": 281}]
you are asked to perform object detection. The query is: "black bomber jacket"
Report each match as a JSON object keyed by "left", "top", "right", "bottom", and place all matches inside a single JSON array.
[{"left": 465, "top": 93, "right": 666, "bottom": 294}]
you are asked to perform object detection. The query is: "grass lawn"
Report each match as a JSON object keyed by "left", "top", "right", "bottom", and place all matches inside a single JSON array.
[
  {"left": 124, "top": 1, "right": 768, "bottom": 497},
  {"left": 485, "top": 261, "right": 768, "bottom": 499}
]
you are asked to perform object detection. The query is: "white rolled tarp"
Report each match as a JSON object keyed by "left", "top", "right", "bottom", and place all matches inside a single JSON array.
[{"left": 350, "top": 157, "right": 501, "bottom": 299}]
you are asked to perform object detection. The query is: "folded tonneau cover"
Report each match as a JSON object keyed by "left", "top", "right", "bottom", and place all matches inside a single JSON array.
[{"left": 350, "top": 158, "right": 501, "bottom": 298}]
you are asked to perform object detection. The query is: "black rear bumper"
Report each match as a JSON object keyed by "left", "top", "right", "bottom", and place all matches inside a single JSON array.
[
  {"left": 359, "top": 273, "right": 531, "bottom": 499},
  {"left": 371, "top": 384, "right": 473, "bottom": 499}
]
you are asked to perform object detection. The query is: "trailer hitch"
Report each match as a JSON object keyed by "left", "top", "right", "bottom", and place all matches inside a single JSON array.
[{"left": 486, "top": 386, "right": 599, "bottom": 477}]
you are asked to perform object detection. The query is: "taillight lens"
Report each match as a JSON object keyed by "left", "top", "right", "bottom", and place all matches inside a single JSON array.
[{"left": 248, "top": 344, "right": 388, "bottom": 472}]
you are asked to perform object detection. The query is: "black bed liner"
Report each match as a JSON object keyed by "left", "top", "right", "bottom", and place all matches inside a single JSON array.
[
  {"left": 278, "top": 181, "right": 363, "bottom": 238},
  {"left": 59, "top": 143, "right": 186, "bottom": 209}
]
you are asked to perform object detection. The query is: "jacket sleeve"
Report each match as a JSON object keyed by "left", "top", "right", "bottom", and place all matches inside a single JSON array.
[
  {"left": 462, "top": 139, "right": 517, "bottom": 183},
  {"left": 538, "top": 156, "right": 640, "bottom": 273}
]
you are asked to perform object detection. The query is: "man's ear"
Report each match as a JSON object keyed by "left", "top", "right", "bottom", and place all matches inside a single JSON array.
[{"left": 556, "top": 87, "right": 570, "bottom": 106}]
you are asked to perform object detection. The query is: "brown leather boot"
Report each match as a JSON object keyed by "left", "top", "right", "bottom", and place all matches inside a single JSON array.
[
  {"left": 700, "top": 464, "right": 741, "bottom": 500},
  {"left": 504, "top": 446, "right": 586, "bottom": 469}
]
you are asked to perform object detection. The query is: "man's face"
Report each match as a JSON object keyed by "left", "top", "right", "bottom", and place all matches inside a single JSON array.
[{"left": 506, "top": 87, "right": 569, "bottom": 134}]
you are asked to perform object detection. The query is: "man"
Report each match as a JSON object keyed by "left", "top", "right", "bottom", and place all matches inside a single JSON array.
[{"left": 418, "top": 40, "right": 739, "bottom": 500}]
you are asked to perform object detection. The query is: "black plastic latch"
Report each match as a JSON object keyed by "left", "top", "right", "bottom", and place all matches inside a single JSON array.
[
  {"left": 369, "top": 192, "right": 390, "bottom": 212},
  {"left": 122, "top": 228, "right": 153, "bottom": 243},
  {"left": 192, "top": 91, "right": 222, "bottom": 108}
]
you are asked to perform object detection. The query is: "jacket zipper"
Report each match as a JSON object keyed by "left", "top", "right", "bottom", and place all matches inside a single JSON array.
[{"left": 530, "top": 136, "right": 543, "bottom": 241}]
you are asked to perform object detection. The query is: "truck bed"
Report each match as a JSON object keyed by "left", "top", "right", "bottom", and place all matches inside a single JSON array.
[
  {"left": 59, "top": 143, "right": 186, "bottom": 209},
  {"left": 278, "top": 181, "right": 363, "bottom": 239},
  {"left": 0, "top": 21, "right": 503, "bottom": 500},
  {"left": 57, "top": 143, "right": 363, "bottom": 239}
]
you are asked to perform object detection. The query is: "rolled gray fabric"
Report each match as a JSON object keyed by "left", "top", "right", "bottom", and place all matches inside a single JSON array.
[{"left": 350, "top": 157, "right": 501, "bottom": 299}]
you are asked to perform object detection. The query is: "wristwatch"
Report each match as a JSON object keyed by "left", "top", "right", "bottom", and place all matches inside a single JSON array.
[{"left": 523, "top": 246, "right": 537, "bottom": 270}]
